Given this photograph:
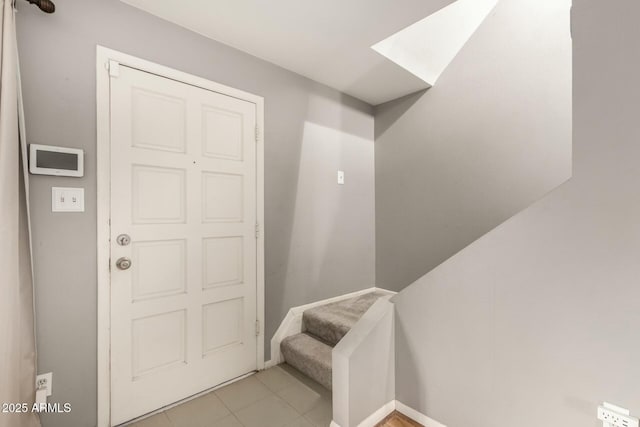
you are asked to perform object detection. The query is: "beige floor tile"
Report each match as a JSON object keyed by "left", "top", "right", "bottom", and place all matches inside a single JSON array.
[
  {"left": 303, "top": 395, "right": 333, "bottom": 427},
  {"left": 211, "top": 414, "right": 244, "bottom": 427},
  {"left": 127, "top": 412, "right": 173, "bottom": 427},
  {"left": 255, "top": 366, "right": 297, "bottom": 392},
  {"left": 165, "top": 392, "right": 230, "bottom": 427},
  {"left": 277, "top": 381, "right": 324, "bottom": 414},
  {"left": 283, "top": 417, "right": 315, "bottom": 427},
  {"left": 279, "top": 364, "right": 331, "bottom": 399},
  {"left": 215, "top": 375, "right": 272, "bottom": 412},
  {"left": 234, "top": 395, "right": 300, "bottom": 427}
]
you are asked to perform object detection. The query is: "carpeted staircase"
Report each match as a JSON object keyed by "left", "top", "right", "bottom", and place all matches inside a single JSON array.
[{"left": 280, "top": 291, "right": 388, "bottom": 390}]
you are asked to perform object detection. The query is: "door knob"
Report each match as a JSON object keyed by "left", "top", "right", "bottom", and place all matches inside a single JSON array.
[
  {"left": 116, "top": 257, "right": 132, "bottom": 270},
  {"left": 116, "top": 234, "right": 131, "bottom": 246}
]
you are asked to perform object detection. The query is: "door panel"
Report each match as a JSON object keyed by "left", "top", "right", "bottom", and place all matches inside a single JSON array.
[
  {"left": 202, "top": 106, "right": 244, "bottom": 160},
  {"left": 131, "top": 310, "right": 187, "bottom": 378},
  {"left": 109, "top": 65, "right": 258, "bottom": 425},
  {"left": 203, "top": 236, "right": 244, "bottom": 288},
  {"left": 202, "top": 298, "right": 244, "bottom": 355},
  {"left": 131, "top": 165, "right": 186, "bottom": 224},
  {"left": 131, "top": 88, "right": 186, "bottom": 153},
  {"left": 131, "top": 239, "right": 187, "bottom": 301},
  {"left": 202, "top": 172, "right": 244, "bottom": 222}
]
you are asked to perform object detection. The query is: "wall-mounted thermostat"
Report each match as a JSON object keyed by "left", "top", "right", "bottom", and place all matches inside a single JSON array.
[{"left": 29, "top": 144, "right": 84, "bottom": 177}]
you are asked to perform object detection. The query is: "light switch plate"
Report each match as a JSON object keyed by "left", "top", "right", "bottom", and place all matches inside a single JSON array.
[
  {"left": 337, "top": 170, "right": 345, "bottom": 185},
  {"left": 52, "top": 187, "right": 85, "bottom": 212}
]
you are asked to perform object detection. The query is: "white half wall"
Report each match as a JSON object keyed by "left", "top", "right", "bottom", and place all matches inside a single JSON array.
[{"left": 332, "top": 297, "right": 395, "bottom": 427}]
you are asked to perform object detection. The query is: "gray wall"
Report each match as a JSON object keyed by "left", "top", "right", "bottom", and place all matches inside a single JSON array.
[
  {"left": 374, "top": 0, "right": 572, "bottom": 290},
  {"left": 16, "top": 1, "right": 375, "bottom": 426},
  {"left": 393, "top": 0, "right": 640, "bottom": 425}
]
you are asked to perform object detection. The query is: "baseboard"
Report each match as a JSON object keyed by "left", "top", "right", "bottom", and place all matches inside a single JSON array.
[
  {"left": 263, "top": 359, "right": 278, "bottom": 369},
  {"left": 269, "top": 286, "right": 396, "bottom": 364},
  {"left": 395, "top": 401, "right": 446, "bottom": 427},
  {"left": 356, "top": 400, "right": 396, "bottom": 427},
  {"left": 331, "top": 400, "right": 445, "bottom": 427}
]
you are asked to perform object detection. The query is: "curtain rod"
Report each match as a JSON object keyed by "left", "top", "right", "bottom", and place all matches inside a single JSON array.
[{"left": 24, "top": 0, "right": 55, "bottom": 13}]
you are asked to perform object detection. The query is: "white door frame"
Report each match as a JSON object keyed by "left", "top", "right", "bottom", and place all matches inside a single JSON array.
[{"left": 96, "top": 46, "right": 265, "bottom": 427}]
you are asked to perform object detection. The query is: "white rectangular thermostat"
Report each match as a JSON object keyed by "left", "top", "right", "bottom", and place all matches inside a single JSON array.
[{"left": 30, "top": 144, "right": 84, "bottom": 177}]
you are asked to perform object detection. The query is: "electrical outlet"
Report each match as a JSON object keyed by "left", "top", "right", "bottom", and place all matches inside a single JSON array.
[
  {"left": 598, "top": 403, "right": 638, "bottom": 427},
  {"left": 35, "top": 372, "right": 52, "bottom": 397}
]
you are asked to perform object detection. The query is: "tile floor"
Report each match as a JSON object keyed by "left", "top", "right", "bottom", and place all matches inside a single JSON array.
[{"left": 127, "top": 364, "right": 332, "bottom": 427}]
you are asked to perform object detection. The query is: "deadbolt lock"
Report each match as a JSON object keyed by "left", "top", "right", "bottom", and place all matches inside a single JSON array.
[{"left": 116, "top": 234, "right": 131, "bottom": 246}]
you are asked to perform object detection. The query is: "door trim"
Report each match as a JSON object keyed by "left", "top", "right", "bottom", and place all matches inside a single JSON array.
[{"left": 96, "top": 46, "right": 265, "bottom": 427}]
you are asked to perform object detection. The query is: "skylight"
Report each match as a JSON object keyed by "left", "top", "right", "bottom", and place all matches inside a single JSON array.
[{"left": 371, "top": 0, "right": 499, "bottom": 86}]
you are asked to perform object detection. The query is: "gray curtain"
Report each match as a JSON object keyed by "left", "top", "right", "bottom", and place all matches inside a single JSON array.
[{"left": 0, "top": 1, "right": 40, "bottom": 426}]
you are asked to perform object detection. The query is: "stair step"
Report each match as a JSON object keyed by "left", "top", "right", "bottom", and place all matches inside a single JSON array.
[
  {"left": 280, "top": 333, "right": 333, "bottom": 390},
  {"left": 281, "top": 291, "right": 391, "bottom": 390},
  {"left": 302, "top": 291, "right": 388, "bottom": 346}
]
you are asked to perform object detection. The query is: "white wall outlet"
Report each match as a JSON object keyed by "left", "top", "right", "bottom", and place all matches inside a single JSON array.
[
  {"left": 52, "top": 187, "right": 85, "bottom": 212},
  {"left": 337, "top": 170, "right": 345, "bottom": 185},
  {"left": 598, "top": 403, "right": 638, "bottom": 427},
  {"left": 35, "top": 372, "right": 52, "bottom": 397}
]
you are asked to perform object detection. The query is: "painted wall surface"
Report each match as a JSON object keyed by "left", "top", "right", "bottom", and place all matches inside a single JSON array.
[
  {"left": 394, "top": 0, "right": 640, "bottom": 425},
  {"left": 15, "top": 1, "right": 375, "bottom": 426},
  {"left": 333, "top": 297, "right": 395, "bottom": 427},
  {"left": 374, "top": 0, "right": 572, "bottom": 290}
]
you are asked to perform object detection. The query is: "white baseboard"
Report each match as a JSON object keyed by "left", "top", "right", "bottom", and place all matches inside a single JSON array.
[
  {"left": 269, "top": 286, "right": 396, "bottom": 365},
  {"left": 263, "top": 359, "right": 278, "bottom": 369},
  {"left": 356, "top": 400, "right": 396, "bottom": 427},
  {"left": 395, "top": 401, "right": 446, "bottom": 427},
  {"left": 331, "top": 400, "right": 445, "bottom": 427}
]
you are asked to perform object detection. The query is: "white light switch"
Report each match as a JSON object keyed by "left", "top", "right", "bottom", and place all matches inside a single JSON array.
[
  {"left": 337, "top": 170, "right": 345, "bottom": 185},
  {"left": 52, "top": 187, "right": 85, "bottom": 212}
]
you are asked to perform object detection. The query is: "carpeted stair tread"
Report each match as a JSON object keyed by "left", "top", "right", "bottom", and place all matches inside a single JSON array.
[
  {"left": 280, "top": 333, "right": 333, "bottom": 390},
  {"left": 302, "top": 291, "right": 388, "bottom": 346},
  {"left": 281, "top": 291, "right": 390, "bottom": 391}
]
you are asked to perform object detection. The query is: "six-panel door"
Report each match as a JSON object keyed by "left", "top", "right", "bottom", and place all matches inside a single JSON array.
[{"left": 109, "top": 65, "right": 258, "bottom": 425}]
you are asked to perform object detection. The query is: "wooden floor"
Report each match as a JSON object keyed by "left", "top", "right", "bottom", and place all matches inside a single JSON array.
[{"left": 375, "top": 411, "right": 423, "bottom": 427}]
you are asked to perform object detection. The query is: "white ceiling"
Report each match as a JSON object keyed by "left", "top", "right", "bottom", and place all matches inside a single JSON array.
[{"left": 119, "top": 0, "right": 479, "bottom": 105}]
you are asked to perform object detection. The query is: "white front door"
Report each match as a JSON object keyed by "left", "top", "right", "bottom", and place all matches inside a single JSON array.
[{"left": 109, "top": 64, "right": 258, "bottom": 425}]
